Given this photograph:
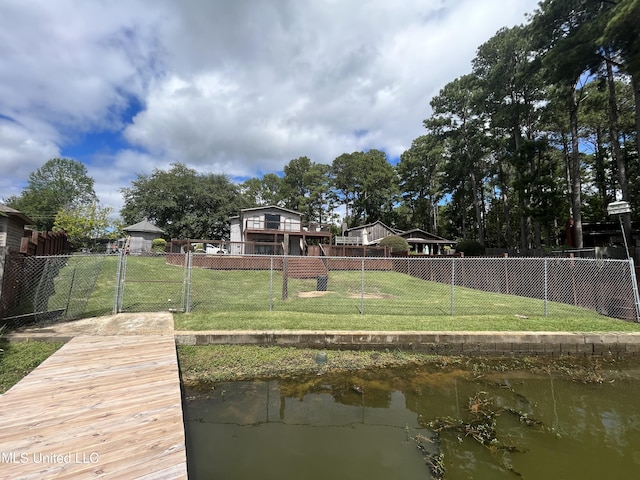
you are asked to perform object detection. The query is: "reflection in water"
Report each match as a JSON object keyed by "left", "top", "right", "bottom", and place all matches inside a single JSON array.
[{"left": 184, "top": 364, "right": 640, "bottom": 479}]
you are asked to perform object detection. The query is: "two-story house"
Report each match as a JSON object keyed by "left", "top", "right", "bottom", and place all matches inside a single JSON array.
[{"left": 229, "top": 206, "right": 331, "bottom": 255}]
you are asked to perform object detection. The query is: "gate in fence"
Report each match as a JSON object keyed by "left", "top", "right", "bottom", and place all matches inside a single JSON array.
[{"left": 113, "top": 252, "right": 190, "bottom": 314}]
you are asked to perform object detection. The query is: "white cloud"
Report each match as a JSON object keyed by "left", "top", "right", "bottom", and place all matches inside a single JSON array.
[
  {"left": 0, "top": 120, "right": 60, "bottom": 199},
  {"left": 0, "top": 0, "right": 539, "bottom": 216}
]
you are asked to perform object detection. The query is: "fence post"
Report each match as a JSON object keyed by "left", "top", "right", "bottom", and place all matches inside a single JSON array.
[
  {"left": 113, "top": 250, "right": 124, "bottom": 314},
  {"left": 65, "top": 265, "right": 77, "bottom": 317},
  {"left": 185, "top": 252, "right": 192, "bottom": 313},
  {"left": 360, "top": 257, "right": 365, "bottom": 315},
  {"left": 450, "top": 257, "right": 455, "bottom": 316},
  {"left": 544, "top": 258, "right": 548, "bottom": 317},
  {"left": 269, "top": 256, "right": 274, "bottom": 311},
  {"left": 629, "top": 257, "right": 640, "bottom": 322},
  {"left": 282, "top": 256, "right": 288, "bottom": 300}
]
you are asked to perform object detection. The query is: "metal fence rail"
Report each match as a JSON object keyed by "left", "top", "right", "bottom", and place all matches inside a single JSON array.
[{"left": 1, "top": 253, "right": 639, "bottom": 330}]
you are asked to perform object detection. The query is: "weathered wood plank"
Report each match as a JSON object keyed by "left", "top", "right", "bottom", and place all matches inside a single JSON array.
[{"left": 0, "top": 335, "right": 187, "bottom": 479}]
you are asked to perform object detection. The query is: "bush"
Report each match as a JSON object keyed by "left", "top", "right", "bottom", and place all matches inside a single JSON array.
[
  {"left": 454, "top": 239, "right": 485, "bottom": 256},
  {"left": 379, "top": 235, "right": 410, "bottom": 252},
  {"left": 152, "top": 238, "right": 167, "bottom": 253}
]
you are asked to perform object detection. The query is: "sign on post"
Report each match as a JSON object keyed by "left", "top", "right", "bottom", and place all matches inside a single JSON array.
[{"left": 607, "top": 201, "right": 631, "bottom": 216}]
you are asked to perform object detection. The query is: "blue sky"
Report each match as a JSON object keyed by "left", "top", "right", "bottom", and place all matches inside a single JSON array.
[{"left": 0, "top": 0, "right": 540, "bottom": 219}]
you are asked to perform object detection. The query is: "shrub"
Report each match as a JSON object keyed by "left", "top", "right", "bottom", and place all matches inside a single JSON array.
[
  {"left": 152, "top": 238, "right": 167, "bottom": 253},
  {"left": 379, "top": 235, "right": 410, "bottom": 252},
  {"left": 454, "top": 239, "right": 485, "bottom": 256}
]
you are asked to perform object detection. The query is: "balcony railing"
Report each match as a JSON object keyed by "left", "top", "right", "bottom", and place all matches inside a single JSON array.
[{"left": 243, "top": 219, "right": 332, "bottom": 234}]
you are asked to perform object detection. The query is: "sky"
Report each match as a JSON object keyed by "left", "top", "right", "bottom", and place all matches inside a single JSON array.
[{"left": 0, "top": 0, "right": 540, "bottom": 219}]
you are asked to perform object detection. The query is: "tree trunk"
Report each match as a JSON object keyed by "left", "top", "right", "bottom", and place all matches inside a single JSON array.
[
  {"left": 634, "top": 75, "right": 640, "bottom": 158},
  {"left": 606, "top": 54, "right": 633, "bottom": 248},
  {"left": 594, "top": 128, "right": 609, "bottom": 211},
  {"left": 469, "top": 171, "right": 485, "bottom": 245},
  {"left": 495, "top": 161, "right": 513, "bottom": 248},
  {"left": 570, "top": 90, "right": 583, "bottom": 249}
]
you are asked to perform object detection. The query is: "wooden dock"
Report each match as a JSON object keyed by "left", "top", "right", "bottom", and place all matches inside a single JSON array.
[{"left": 0, "top": 335, "right": 187, "bottom": 479}]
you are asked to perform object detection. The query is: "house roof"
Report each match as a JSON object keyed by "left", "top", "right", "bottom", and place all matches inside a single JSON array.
[
  {"left": 344, "top": 220, "right": 400, "bottom": 234},
  {"left": 0, "top": 204, "right": 35, "bottom": 225},
  {"left": 399, "top": 228, "right": 454, "bottom": 244},
  {"left": 123, "top": 220, "right": 165, "bottom": 234},
  {"left": 240, "top": 205, "right": 302, "bottom": 217}
]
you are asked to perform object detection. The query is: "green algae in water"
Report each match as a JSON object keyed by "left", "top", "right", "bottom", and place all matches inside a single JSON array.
[{"left": 183, "top": 363, "right": 640, "bottom": 479}]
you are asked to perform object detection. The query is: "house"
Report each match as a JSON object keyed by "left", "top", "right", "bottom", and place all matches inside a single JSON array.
[
  {"left": 338, "top": 220, "right": 401, "bottom": 245},
  {"left": 229, "top": 206, "right": 331, "bottom": 255},
  {"left": 337, "top": 220, "right": 454, "bottom": 254},
  {"left": 0, "top": 205, "right": 34, "bottom": 255},
  {"left": 0, "top": 205, "right": 35, "bottom": 311},
  {"left": 398, "top": 228, "right": 454, "bottom": 255},
  {"left": 123, "top": 220, "right": 165, "bottom": 253}
]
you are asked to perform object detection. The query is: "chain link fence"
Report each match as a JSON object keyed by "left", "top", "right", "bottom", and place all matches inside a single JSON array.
[
  {"left": 0, "top": 253, "right": 118, "bottom": 328},
  {"left": 2, "top": 252, "right": 639, "bottom": 330}
]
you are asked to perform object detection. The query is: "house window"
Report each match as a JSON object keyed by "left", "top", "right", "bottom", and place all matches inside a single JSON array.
[
  {"left": 265, "top": 214, "right": 280, "bottom": 230},
  {"left": 249, "top": 216, "right": 261, "bottom": 229},
  {"left": 284, "top": 217, "right": 294, "bottom": 231}
]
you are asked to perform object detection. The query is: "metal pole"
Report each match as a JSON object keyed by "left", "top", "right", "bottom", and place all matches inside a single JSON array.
[
  {"left": 185, "top": 252, "right": 193, "bottom": 313},
  {"left": 620, "top": 215, "right": 631, "bottom": 260},
  {"left": 544, "top": 258, "right": 548, "bottom": 317},
  {"left": 628, "top": 257, "right": 640, "bottom": 322},
  {"left": 113, "top": 250, "right": 124, "bottom": 314},
  {"left": 450, "top": 257, "right": 455, "bottom": 316},
  {"left": 269, "top": 256, "right": 274, "bottom": 311},
  {"left": 65, "top": 265, "right": 77, "bottom": 317},
  {"left": 360, "top": 257, "right": 365, "bottom": 315}
]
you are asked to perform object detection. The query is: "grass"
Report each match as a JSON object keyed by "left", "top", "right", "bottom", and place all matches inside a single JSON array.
[
  {"left": 177, "top": 267, "right": 640, "bottom": 332},
  {"left": 0, "top": 340, "right": 64, "bottom": 393},
  {"left": 178, "top": 344, "right": 432, "bottom": 386},
  {"left": 174, "top": 310, "right": 640, "bottom": 332}
]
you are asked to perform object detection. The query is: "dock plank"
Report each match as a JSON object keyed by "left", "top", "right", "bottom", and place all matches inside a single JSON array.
[{"left": 0, "top": 335, "right": 187, "bottom": 479}]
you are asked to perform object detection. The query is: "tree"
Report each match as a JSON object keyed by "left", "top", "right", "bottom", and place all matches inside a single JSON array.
[
  {"left": 397, "top": 134, "right": 443, "bottom": 232},
  {"left": 281, "top": 157, "right": 335, "bottom": 224},
  {"left": 602, "top": 0, "right": 640, "bottom": 147},
  {"left": 331, "top": 150, "right": 398, "bottom": 227},
  {"left": 473, "top": 25, "right": 550, "bottom": 250},
  {"left": 240, "top": 173, "right": 284, "bottom": 207},
  {"left": 425, "top": 74, "right": 489, "bottom": 244},
  {"left": 4, "top": 158, "right": 97, "bottom": 231},
  {"left": 120, "top": 163, "right": 246, "bottom": 239},
  {"left": 53, "top": 202, "right": 115, "bottom": 251},
  {"left": 530, "top": 0, "right": 609, "bottom": 248}
]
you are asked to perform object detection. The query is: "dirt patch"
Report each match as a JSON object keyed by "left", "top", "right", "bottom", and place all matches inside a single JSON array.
[{"left": 297, "top": 291, "right": 333, "bottom": 298}]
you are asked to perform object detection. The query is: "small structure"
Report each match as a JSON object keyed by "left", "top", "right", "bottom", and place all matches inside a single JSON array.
[
  {"left": 336, "top": 221, "right": 454, "bottom": 255},
  {"left": 398, "top": 229, "right": 454, "bottom": 255},
  {"left": 0, "top": 205, "right": 35, "bottom": 302},
  {"left": 0, "top": 205, "right": 34, "bottom": 254},
  {"left": 336, "top": 220, "right": 401, "bottom": 246},
  {"left": 123, "top": 220, "right": 165, "bottom": 253}
]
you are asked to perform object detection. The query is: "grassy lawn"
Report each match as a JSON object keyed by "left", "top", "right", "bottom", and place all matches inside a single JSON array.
[
  {"left": 0, "top": 339, "right": 64, "bottom": 393},
  {"left": 174, "top": 310, "right": 640, "bottom": 332},
  {"left": 178, "top": 267, "right": 640, "bottom": 332}
]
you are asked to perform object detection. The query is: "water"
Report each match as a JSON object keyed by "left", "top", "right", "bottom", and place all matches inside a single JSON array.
[{"left": 183, "top": 361, "right": 640, "bottom": 479}]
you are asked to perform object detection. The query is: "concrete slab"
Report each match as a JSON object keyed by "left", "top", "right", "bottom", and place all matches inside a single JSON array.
[{"left": 6, "top": 313, "right": 174, "bottom": 341}]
